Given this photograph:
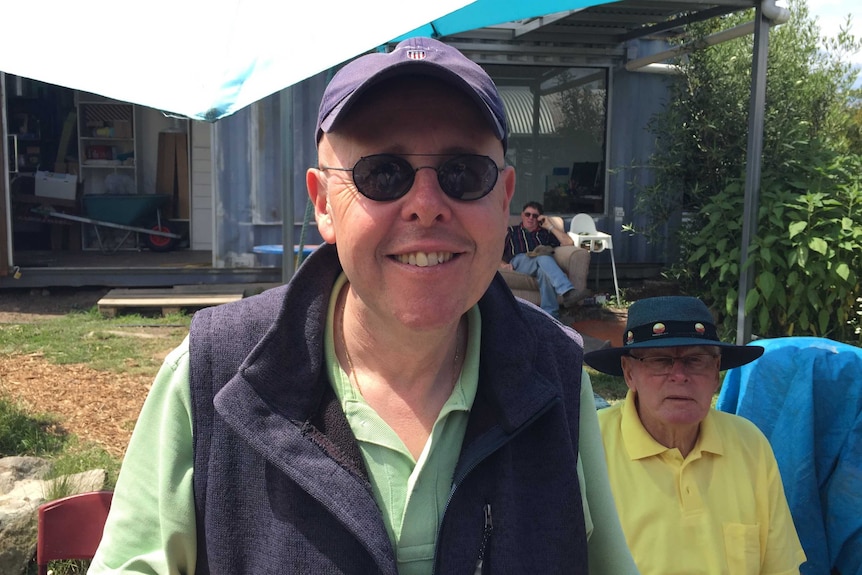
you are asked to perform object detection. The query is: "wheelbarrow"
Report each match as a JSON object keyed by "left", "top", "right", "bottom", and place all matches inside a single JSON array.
[{"left": 33, "top": 193, "right": 181, "bottom": 253}]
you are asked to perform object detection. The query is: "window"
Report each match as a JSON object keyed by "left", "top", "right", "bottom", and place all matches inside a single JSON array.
[{"left": 487, "top": 66, "right": 608, "bottom": 215}]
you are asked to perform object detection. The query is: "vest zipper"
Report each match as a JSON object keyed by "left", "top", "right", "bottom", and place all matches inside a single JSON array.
[
  {"left": 431, "top": 396, "right": 559, "bottom": 574},
  {"left": 473, "top": 503, "right": 493, "bottom": 575}
]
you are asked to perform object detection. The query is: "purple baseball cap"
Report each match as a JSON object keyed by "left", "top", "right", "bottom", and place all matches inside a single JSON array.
[{"left": 316, "top": 37, "right": 508, "bottom": 151}]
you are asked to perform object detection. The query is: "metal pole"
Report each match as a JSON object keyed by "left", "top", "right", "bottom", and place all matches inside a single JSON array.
[
  {"left": 736, "top": 5, "right": 770, "bottom": 344},
  {"left": 280, "top": 86, "right": 295, "bottom": 283}
]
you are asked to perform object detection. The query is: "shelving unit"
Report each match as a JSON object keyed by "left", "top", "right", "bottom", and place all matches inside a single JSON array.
[
  {"left": 76, "top": 93, "right": 139, "bottom": 249},
  {"left": 3, "top": 76, "right": 78, "bottom": 177},
  {"left": 6, "top": 95, "right": 47, "bottom": 174},
  {"left": 76, "top": 94, "right": 137, "bottom": 197}
]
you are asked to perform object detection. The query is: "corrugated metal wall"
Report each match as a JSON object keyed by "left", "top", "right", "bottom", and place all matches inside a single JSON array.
[{"left": 211, "top": 70, "right": 328, "bottom": 269}]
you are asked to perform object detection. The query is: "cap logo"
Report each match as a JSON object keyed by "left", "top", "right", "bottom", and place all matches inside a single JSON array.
[{"left": 406, "top": 49, "right": 427, "bottom": 60}]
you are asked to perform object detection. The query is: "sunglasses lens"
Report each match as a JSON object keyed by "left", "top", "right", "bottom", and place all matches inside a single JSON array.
[
  {"left": 352, "top": 155, "right": 414, "bottom": 200},
  {"left": 350, "top": 154, "right": 499, "bottom": 201},
  {"left": 438, "top": 155, "right": 499, "bottom": 201}
]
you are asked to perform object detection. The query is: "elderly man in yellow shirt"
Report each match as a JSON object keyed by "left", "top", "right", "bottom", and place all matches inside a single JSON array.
[{"left": 585, "top": 296, "right": 806, "bottom": 575}]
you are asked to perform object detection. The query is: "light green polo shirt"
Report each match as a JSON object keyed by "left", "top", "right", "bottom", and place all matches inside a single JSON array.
[{"left": 325, "top": 275, "right": 479, "bottom": 573}]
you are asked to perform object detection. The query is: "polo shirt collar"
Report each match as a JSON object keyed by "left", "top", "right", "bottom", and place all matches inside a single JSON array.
[{"left": 620, "top": 389, "right": 725, "bottom": 460}]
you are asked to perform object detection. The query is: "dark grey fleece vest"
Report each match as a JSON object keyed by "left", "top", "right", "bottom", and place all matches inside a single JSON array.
[{"left": 189, "top": 244, "right": 589, "bottom": 574}]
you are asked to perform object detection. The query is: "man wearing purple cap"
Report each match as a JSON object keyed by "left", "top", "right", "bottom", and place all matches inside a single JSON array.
[
  {"left": 90, "top": 37, "right": 636, "bottom": 574},
  {"left": 585, "top": 296, "right": 806, "bottom": 574}
]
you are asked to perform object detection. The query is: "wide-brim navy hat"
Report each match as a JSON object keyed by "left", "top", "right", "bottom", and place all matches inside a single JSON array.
[
  {"left": 316, "top": 37, "right": 508, "bottom": 151},
  {"left": 583, "top": 296, "right": 764, "bottom": 377}
]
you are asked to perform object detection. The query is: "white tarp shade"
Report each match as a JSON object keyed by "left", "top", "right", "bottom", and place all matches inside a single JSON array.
[
  {"left": 1, "top": 0, "right": 610, "bottom": 121},
  {"left": 0, "top": 0, "right": 476, "bottom": 120}
]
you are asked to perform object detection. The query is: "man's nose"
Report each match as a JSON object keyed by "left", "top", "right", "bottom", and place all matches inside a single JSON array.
[
  {"left": 666, "top": 358, "right": 692, "bottom": 379},
  {"left": 401, "top": 167, "right": 451, "bottom": 224}
]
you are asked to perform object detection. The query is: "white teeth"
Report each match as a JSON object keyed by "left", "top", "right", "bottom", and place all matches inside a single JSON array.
[{"left": 396, "top": 251, "right": 453, "bottom": 267}]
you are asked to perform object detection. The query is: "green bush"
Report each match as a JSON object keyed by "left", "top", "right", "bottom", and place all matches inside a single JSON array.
[{"left": 683, "top": 152, "right": 862, "bottom": 342}]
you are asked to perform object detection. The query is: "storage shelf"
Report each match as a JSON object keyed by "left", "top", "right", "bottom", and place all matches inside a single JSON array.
[
  {"left": 80, "top": 137, "right": 135, "bottom": 142},
  {"left": 81, "top": 164, "right": 136, "bottom": 169},
  {"left": 76, "top": 94, "right": 139, "bottom": 250}
]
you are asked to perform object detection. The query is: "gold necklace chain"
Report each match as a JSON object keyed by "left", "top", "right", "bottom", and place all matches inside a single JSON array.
[{"left": 338, "top": 290, "right": 464, "bottom": 397}]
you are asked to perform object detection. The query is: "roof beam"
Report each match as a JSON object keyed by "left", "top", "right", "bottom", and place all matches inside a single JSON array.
[
  {"left": 510, "top": 10, "right": 582, "bottom": 38},
  {"left": 619, "top": 5, "right": 747, "bottom": 41}
]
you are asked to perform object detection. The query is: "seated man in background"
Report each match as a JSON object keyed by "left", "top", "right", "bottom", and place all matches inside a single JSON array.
[
  {"left": 501, "top": 201, "right": 588, "bottom": 318},
  {"left": 584, "top": 295, "right": 806, "bottom": 575}
]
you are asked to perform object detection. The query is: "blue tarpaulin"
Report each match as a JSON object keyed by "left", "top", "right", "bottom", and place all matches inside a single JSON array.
[{"left": 717, "top": 337, "right": 862, "bottom": 575}]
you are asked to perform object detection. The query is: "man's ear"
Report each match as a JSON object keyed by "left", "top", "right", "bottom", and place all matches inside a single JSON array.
[
  {"left": 502, "top": 166, "right": 516, "bottom": 211},
  {"left": 620, "top": 356, "right": 637, "bottom": 392},
  {"left": 498, "top": 166, "right": 516, "bottom": 233},
  {"left": 307, "top": 167, "right": 335, "bottom": 244}
]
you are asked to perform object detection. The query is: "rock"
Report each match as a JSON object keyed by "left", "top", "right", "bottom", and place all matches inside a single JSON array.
[
  {"left": 0, "top": 457, "right": 52, "bottom": 495},
  {"left": 0, "top": 509, "right": 36, "bottom": 575},
  {"left": 0, "top": 457, "right": 106, "bottom": 575}
]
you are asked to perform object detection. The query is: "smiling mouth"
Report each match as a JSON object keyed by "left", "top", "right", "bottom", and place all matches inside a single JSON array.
[{"left": 394, "top": 251, "right": 455, "bottom": 267}]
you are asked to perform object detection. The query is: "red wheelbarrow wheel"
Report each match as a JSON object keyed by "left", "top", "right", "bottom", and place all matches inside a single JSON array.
[{"left": 145, "top": 223, "right": 177, "bottom": 252}]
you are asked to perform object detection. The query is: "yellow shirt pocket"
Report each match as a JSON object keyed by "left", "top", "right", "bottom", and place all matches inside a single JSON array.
[{"left": 723, "top": 522, "right": 761, "bottom": 575}]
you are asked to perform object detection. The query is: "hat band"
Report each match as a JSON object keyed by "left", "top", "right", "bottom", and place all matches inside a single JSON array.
[{"left": 624, "top": 320, "right": 719, "bottom": 346}]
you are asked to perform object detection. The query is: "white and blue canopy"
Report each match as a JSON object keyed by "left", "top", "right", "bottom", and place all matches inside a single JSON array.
[{"left": 1, "top": 0, "right": 608, "bottom": 121}]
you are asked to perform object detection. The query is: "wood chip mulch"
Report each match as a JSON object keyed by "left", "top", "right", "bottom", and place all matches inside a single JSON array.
[{"left": 0, "top": 351, "right": 152, "bottom": 458}]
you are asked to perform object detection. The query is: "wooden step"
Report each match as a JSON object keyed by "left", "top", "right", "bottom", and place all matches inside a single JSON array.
[{"left": 97, "top": 286, "right": 247, "bottom": 317}]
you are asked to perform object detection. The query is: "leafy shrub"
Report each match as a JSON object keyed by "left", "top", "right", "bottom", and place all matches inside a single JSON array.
[{"left": 682, "top": 151, "right": 862, "bottom": 343}]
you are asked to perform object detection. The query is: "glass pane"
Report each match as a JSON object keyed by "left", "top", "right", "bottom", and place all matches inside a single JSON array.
[{"left": 488, "top": 66, "right": 608, "bottom": 216}]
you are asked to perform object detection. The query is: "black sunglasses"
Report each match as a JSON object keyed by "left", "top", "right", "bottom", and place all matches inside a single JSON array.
[{"left": 320, "top": 153, "right": 503, "bottom": 202}]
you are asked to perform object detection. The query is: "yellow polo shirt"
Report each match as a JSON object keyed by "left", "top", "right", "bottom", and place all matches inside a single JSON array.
[{"left": 598, "top": 390, "right": 806, "bottom": 575}]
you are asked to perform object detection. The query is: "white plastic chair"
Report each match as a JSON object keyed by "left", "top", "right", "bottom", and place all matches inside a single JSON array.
[
  {"left": 568, "top": 213, "right": 620, "bottom": 304},
  {"left": 569, "top": 214, "right": 603, "bottom": 249}
]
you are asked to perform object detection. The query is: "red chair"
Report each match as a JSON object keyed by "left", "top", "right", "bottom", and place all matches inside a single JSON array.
[{"left": 36, "top": 490, "right": 113, "bottom": 575}]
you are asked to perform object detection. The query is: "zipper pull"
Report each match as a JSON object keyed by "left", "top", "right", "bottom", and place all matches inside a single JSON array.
[{"left": 473, "top": 503, "right": 493, "bottom": 575}]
